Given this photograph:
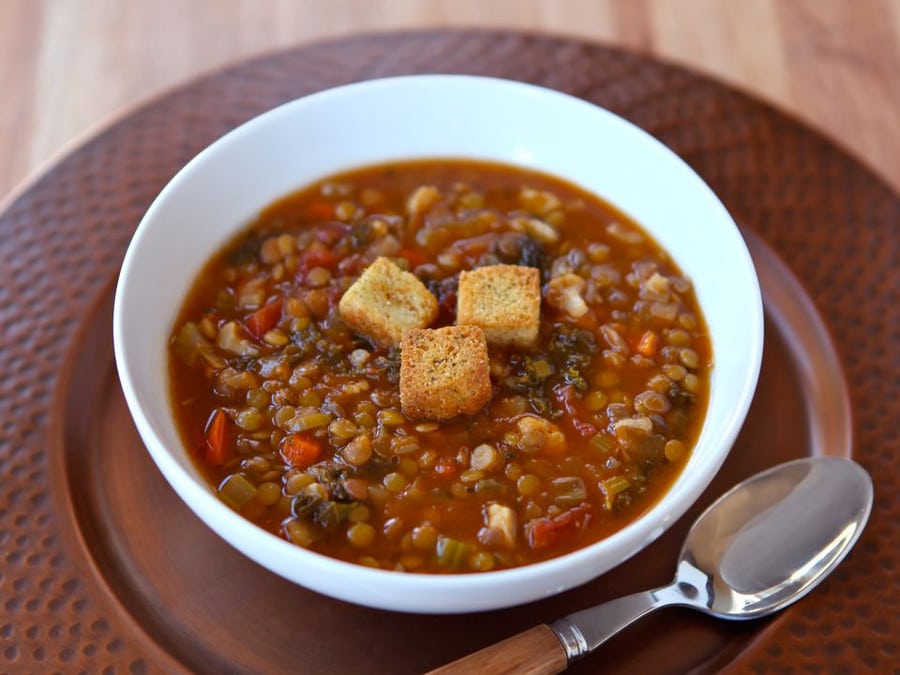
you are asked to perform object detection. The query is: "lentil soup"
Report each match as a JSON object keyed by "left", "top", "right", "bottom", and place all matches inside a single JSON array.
[{"left": 168, "top": 159, "right": 711, "bottom": 573}]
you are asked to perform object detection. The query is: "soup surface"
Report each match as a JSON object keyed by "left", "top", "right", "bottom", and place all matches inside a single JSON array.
[{"left": 169, "top": 159, "right": 711, "bottom": 573}]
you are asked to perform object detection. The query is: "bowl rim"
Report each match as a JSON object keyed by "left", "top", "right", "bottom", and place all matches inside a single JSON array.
[{"left": 113, "top": 73, "right": 764, "bottom": 612}]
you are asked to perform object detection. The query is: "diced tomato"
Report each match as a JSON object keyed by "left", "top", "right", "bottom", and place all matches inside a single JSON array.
[
  {"left": 397, "top": 248, "right": 428, "bottom": 268},
  {"left": 280, "top": 434, "right": 321, "bottom": 469},
  {"left": 314, "top": 221, "right": 351, "bottom": 246},
  {"left": 572, "top": 418, "right": 598, "bottom": 437},
  {"left": 526, "top": 503, "right": 592, "bottom": 550},
  {"left": 298, "top": 248, "right": 340, "bottom": 273},
  {"left": 305, "top": 200, "right": 335, "bottom": 221},
  {"left": 245, "top": 299, "right": 283, "bottom": 338},
  {"left": 553, "top": 384, "right": 576, "bottom": 414},
  {"left": 337, "top": 253, "right": 366, "bottom": 276},
  {"left": 204, "top": 409, "right": 230, "bottom": 466},
  {"left": 434, "top": 458, "right": 458, "bottom": 478},
  {"left": 553, "top": 384, "right": 597, "bottom": 437}
]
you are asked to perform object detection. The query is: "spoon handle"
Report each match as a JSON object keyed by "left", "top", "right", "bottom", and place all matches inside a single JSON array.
[
  {"left": 550, "top": 588, "right": 669, "bottom": 660},
  {"left": 429, "top": 584, "right": 687, "bottom": 674},
  {"left": 427, "top": 624, "right": 568, "bottom": 675}
]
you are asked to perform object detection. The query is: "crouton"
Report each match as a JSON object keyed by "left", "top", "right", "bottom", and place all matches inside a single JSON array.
[
  {"left": 400, "top": 325, "right": 492, "bottom": 420},
  {"left": 339, "top": 257, "right": 438, "bottom": 348},
  {"left": 456, "top": 265, "right": 541, "bottom": 348}
]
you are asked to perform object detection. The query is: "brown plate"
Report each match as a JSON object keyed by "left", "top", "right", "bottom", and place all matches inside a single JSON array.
[
  {"left": 1, "top": 31, "right": 897, "bottom": 673},
  {"left": 52, "top": 232, "right": 848, "bottom": 674}
]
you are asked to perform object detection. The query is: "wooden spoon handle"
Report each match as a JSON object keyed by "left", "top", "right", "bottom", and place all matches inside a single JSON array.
[{"left": 427, "top": 624, "right": 568, "bottom": 675}]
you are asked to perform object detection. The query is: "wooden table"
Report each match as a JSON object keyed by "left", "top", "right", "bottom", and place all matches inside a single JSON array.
[
  {"left": 0, "top": 0, "right": 900, "bottom": 202},
  {"left": 2, "top": 0, "right": 898, "bottom": 200}
]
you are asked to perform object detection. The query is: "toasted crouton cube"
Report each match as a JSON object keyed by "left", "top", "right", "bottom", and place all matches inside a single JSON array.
[
  {"left": 339, "top": 257, "right": 438, "bottom": 348},
  {"left": 400, "top": 325, "right": 492, "bottom": 420},
  {"left": 456, "top": 265, "right": 541, "bottom": 348}
]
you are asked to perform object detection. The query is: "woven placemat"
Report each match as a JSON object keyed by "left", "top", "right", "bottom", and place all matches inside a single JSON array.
[{"left": 0, "top": 31, "right": 896, "bottom": 673}]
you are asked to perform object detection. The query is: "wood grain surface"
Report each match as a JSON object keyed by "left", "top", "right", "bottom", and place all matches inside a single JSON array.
[{"left": 1, "top": 0, "right": 898, "bottom": 202}]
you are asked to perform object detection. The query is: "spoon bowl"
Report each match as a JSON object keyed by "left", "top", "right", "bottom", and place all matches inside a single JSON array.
[
  {"left": 685, "top": 456, "right": 872, "bottom": 619},
  {"left": 432, "top": 457, "right": 873, "bottom": 674}
]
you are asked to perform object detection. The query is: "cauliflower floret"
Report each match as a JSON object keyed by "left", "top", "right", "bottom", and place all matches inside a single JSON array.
[
  {"left": 216, "top": 321, "right": 259, "bottom": 357},
  {"left": 612, "top": 416, "right": 654, "bottom": 440},
  {"left": 478, "top": 503, "right": 517, "bottom": 548},
  {"left": 406, "top": 185, "right": 442, "bottom": 218},
  {"left": 518, "top": 187, "right": 562, "bottom": 216},
  {"left": 511, "top": 216, "right": 560, "bottom": 244},
  {"left": 546, "top": 273, "right": 589, "bottom": 318}
]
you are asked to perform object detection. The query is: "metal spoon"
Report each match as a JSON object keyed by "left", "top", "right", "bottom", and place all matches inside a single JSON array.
[{"left": 431, "top": 457, "right": 872, "bottom": 674}]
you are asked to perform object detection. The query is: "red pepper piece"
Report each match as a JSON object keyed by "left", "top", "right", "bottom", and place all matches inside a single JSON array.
[
  {"left": 526, "top": 503, "right": 592, "bottom": 550},
  {"left": 245, "top": 299, "right": 283, "bottom": 338},
  {"left": 553, "top": 384, "right": 597, "bottom": 437}
]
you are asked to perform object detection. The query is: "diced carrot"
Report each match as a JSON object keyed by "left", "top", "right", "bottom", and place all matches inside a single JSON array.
[
  {"left": 280, "top": 434, "right": 321, "bottom": 469},
  {"left": 245, "top": 299, "right": 283, "bottom": 338},
  {"left": 636, "top": 330, "right": 659, "bottom": 358},
  {"left": 305, "top": 200, "right": 335, "bottom": 221},
  {"left": 204, "top": 409, "right": 230, "bottom": 466},
  {"left": 526, "top": 503, "right": 592, "bottom": 550}
]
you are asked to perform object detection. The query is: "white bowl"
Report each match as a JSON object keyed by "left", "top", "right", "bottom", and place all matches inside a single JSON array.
[{"left": 113, "top": 75, "right": 763, "bottom": 613}]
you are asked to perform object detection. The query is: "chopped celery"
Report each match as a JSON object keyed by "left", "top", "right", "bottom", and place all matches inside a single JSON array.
[
  {"left": 219, "top": 473, "right": 258, "bottom": 510},
  {"left": 599, "top": 476, "right": 631, "bottom": 510},
  {"left": 551, "top": 477, "right": 587, "bottom": 506},
  {"left": 173, "top": 322, "right": 227, "bottom": 369},
  {"left": 590, "top": 433, "right": 614, "bottom": 454},
  {"left": 173, "top": 322, "right": 207, "bottom": 366},
  {"left": 436, "top": 535, "right": 471, "bottom": 569}
]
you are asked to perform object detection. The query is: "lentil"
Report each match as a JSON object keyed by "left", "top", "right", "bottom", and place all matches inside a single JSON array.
[
  {"left": 383, "top": 472, "right": 409, "bottom": 493},
  {"left": 470, "top": 444, "right": 500, "bottom": 472},
  {"left": 256, "top": 481, "right": 282, "bottom": 506},
  {"left": 517, "top": 474, "right": 541, "bottom": 497}
]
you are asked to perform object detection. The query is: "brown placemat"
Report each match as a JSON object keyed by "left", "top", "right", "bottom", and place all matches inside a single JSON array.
[{"left": 0, "top": 30, "right": 897, "bottom": 673}]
